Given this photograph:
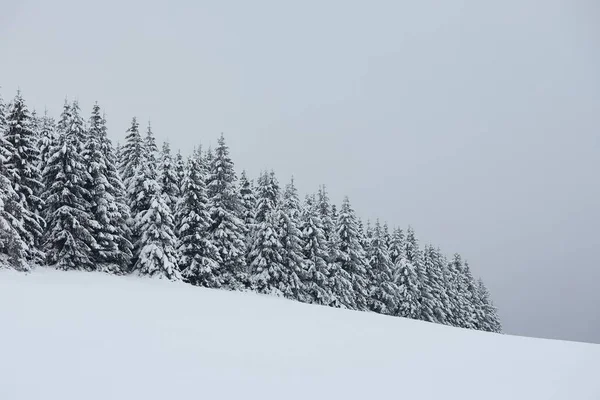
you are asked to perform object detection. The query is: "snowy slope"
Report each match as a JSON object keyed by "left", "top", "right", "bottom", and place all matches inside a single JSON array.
[{"left": 1, "top": 268, "right": 598, "bottom": 400}]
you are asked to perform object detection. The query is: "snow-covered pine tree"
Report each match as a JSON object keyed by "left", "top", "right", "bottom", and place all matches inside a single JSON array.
[
  {"left": 317, "top": 185, "right": 335, "bottom": 245},
  {"left": 389, "top": 227, "right": 405, "bottom": 265},
  {"left": 333, "top": 196, "right": 370, "bottom": 311},
  {"left": 247, "top": 171, "right": 286, "bottom": 294},
  {"left": 254, "top": 171, "right": 279, "bottom": 224},
  {"left": 4, "top": 91, "right": 45, "bottom": 261},
  {"left": 174, "top": 150, "right": 186, "bottom": 198},
  {"left": 119, "top": 117, "right": 145, "bottom": 207},
  {"left": 365, "top": 220, "right": 399, "bottom": 315},
  {"left": 299, "top": 194, "right": 331, "bottom": 306},
  {"left": 275, "top": 178, "right": 307, "bottom": 301},
  {"left": 133, "top": 182, "right": 181, "bottom": 281},
  {"left": 420, "top": 245, "right": 450, "bottom": 324},
  {"left": 99, "top": 113, "right": 133, "bottom": 272},
  {"left": 144, "top": 122, "right": 158, "bottom": 169},
  {"left": 405, "top": 226, "right": 426, "bottom": 314},
  {"left": 42, "top": 101, "right": 97, "bottom": 270},
  {"left": 115, "top": 142, "right": 122, "bottom": 167},
  {"left": 177, "top": 155, "right": 221, "bottom": 287},
  {"left": 395, "top": 227, "right": 420, "bottom": 319},
  {"left": 462, "top": 260, "right": 479, "bottom": 329},
  {"left": 37, "top": 110, "right": 56, "bottom": 172},
  {"left": 0, "top": 94, "right": 28, "bottom": 270},
  {"left": 447, "top": 253, "right": 475, "bottom": 328},
  {"left": 382, "top": 222, "right": 391, "bottom": 251},
  {"left": 238, "top": 170, "right": 256, "bottom": 244},
  {"left": 206, "top": 134, "right": 247, "bottom": 289},
  {"left": 158, "top": 142, "right": 179, "bottom": 210},
  {"left": 477, "top": 278, "right": 502, "bottom": 333},
  {"left": 83, "top": 104, "right": 132, "bottom": 272}
]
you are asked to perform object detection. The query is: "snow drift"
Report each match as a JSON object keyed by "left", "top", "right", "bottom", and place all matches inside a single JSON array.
[{"left": 0, "top": 267, "right": 598, "bottom": 400}]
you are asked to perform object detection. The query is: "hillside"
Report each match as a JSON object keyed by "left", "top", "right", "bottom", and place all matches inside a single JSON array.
[{"left": 1, "top": 267, "right": 598, "bottom": 400}]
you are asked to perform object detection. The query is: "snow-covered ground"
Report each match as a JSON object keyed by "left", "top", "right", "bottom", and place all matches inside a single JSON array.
[{"left": 1, "top": 268, "right": 598, "bottom": 400}]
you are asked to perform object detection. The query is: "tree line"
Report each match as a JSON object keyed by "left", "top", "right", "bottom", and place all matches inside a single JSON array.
[{"left": 0, "top": 89, "right": 501, "bottom": 333}]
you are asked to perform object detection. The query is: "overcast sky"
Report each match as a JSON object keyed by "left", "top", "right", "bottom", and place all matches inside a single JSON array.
[{"left": 1, "top": 0, "right": 599, "bottom": 343}]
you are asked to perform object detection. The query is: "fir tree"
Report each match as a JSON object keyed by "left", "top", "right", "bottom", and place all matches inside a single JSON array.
[
  {"left": 158, "top": 142, "right": 179, "bottom": 209},
  {"left": 389, "top": 227, "right": 405, "bottom": 265},
  {"left": 4, "top": 91, "right": 45, "bottom": 261},
  {"left": 275, "top": 178, "right": 306, "bottom": 301},
  {"left": 144, "top": 122, "right": 158, "bottom": 169},
  {"left": 177, "top": 156, "right": 221, "bottom": 287},
  {"left": 206, "top": 134, "right": 247, "bottom": 289},
  {"left": 174, "top": 150, "right": 186, "bottom": 197},
  {"left": 37, "top": 110, "right": 56, "bottom": 171},
  {"left": 42, "top": 101, "right": 97, "bottom": 270},
  {"left": 477, "top": 278, "right": 502, "bottom": 333},
  {"left": 247, "top": 171, "right": 286, "bottom": 294},
  {"left": 119, "top": 117, "right": 145, "bottom": 211},
  {"left": 333, "top": 196, "right": 370, "bottom": 310},
  {"left": 83, "top": 104, "right": 132, "bottom": 272},
  {"left": 447, "top": 254, "right": 475, "bottom": 328},
  {"left": 0, "top": 94, "right": 28, "bottom": 270},
  {"left": 365, "top": 220, "right": 399, "bottom": 315},
  {"left": 133, "top": 185, "right": 181, "bottom": 281},
  {"left": 299, "top": 195, "right": 331, "bottom": 305},
  {"left": 420, "top": 245, "right": 449, "bottom": 324},
  {"left": 238, "top": 170, "right": 256, "bottom": 243},
  {"left": 395, "top": 227, "right": 420, "bottom": 319}
]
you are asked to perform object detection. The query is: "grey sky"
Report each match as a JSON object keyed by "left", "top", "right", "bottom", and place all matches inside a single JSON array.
[{"left": 1, "top": 0, "right": 599, "bottom": 343}]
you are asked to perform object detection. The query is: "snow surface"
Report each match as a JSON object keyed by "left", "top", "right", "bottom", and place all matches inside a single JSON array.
[{"left": 1, "top": 268, "right": 598, "bottom": 400}]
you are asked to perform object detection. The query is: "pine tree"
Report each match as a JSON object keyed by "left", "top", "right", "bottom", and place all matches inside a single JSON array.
[
  {"left": 37, "top": 110, "right": 56, "bottom": 170},
  {"left": 0, "top": 93, "right": 28, "bottom": 270},
  {"left": 247, "top": 171, "right": 286, "bottom": 294},
  {"left": 4, "top": 91, "right": 45, "bottom": 261},
  {"left": 389, "top": 227, "right": 405, "bottom": 265},
  {"left": 462, "top": 261, "right": 479, "bottom": 329},
  {"left": 206, "top": 134, "right": 247, "bottom": 289},
  {"left": 447, "top": 254, "right": 475, "bottom": 328},
  {"left": 365, "top": 220, "right": 399, "bottom": 315},
  {"left": 133, "top": 184, "right": 181, "bottom": 281},
  {"left": 299, "top": 195, "right": 331, "bottom": 305},
  {"left": 144, "top": 122, "right": 158, "bottom": 169},
  {"left": 477, "top": 278, "right": 502, "bottom": 333},
  {"left": 158, "top": 142, "right": 180, "bottom": 210},
  {"left": 394, "top": 227, "right": 420, "bottom": 319},
  {"left": 42, "top": 101, "right": 97, "bottom": 270},
  {"left": 275, "top": 178, "right": 306, "bottom": 301},
  {"left": 405, "top": 226, "right": 425, "bottom": 314},
  {"left": 333, "top": 196, "right": 370, "bottom": 310},
  {"left": 177, "top": 156, "right": 221, "bottom": 287},
  {"left": 119, "top": 117, "right": 145, "bottom": 210},
  {"left": 420, "top": 245, "right": 449, "bottom": 324},
  {"left": 238, "top": 170, "right": 256, "bottom": 244},
  {"left": 83, "top": 104, "right": 132, "bottom": 272},
  {"left": 174, "top": 150, "right": 186, "bottom": 197}
]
